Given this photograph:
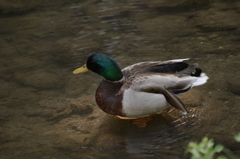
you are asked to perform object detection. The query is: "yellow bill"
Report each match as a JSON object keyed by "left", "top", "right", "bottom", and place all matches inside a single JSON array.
[{"left": 73, "top": 64, "right": 89, "bottom": 74}]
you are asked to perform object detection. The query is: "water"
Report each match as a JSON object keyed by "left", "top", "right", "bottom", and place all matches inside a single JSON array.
[{"left": 0, "top": 0, "right": 240, "bottom": 158}]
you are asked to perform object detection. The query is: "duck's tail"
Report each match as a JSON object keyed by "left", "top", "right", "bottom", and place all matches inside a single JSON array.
[{"left": 192, "top": 72, "right": 209, "bottom": 87}]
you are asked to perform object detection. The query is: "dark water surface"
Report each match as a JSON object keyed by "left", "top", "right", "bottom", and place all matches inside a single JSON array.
[{"left": 0, "top": 0, "right": 240, "bottom": 158}]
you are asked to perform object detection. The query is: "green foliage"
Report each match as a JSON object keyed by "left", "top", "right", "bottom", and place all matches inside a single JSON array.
[
  {"left": 185, "top": 137, "right": 226, "bottom": 159},
  {"left": 234, "top": 132, "right": 240, "bottom": 142},
  {"left": 186, "top": 133, "right": 240, "bottom": 159}
]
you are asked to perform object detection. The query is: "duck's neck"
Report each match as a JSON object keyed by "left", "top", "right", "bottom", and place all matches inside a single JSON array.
[{"left": 101, "top": 65, "right": 123, "bottom": 82}]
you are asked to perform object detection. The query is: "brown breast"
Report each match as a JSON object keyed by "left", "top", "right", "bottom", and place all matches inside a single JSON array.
[{"left": 95, "top": 79, "right": 124, "bottom": 116}]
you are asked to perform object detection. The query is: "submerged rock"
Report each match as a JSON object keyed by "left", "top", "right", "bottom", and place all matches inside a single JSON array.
[
  {"left": 227, "top": 75, "right": 240, "bottom": 95},
  {"left": 15, "top": 69, "right": 63, "bottom": 90},
  {"left": 0, "top": 0, "right": 42, "bottom": 13}
]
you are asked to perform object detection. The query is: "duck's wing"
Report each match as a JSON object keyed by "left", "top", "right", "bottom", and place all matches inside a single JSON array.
[
  {"left": 121, "top": 58, "right": 199, "bottom": 90},
  {"left": 122, "top": 58, "right": 200, "bottom": 75}
]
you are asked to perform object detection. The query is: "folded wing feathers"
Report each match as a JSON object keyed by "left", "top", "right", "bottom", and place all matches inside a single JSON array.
[
  {"left": 177, "top": 63, "right": 198, "bottom": 76},
  {"left": 122, "top": 58, "right": 208, "bottom": 91}
]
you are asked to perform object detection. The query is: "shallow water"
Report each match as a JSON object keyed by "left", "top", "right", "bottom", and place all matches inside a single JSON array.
[{"left": 0, "top": 0, "right": 240, "bottom": 158}]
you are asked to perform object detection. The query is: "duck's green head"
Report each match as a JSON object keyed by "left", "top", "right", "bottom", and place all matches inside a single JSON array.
[{"left": 73, "top": 54, "right": 123, "bottom": 81}]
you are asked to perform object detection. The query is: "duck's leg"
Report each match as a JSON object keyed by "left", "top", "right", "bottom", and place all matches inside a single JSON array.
[
  {"left": 161, "top": 87, "right": 189, "bottom": 114},
  {"left": 139, "top": 84, "right": 189, "bottom": 114}
]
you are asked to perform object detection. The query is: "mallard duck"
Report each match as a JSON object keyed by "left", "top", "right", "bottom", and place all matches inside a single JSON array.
[{"left": 73, "top": 54, "right": 208, "bottom": 119}]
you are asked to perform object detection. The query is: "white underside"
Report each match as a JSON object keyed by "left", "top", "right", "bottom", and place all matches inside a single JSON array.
[
  {"left": 121, "top": 74, "right": 209, "bottom": 117},
  {"left": 122, "top": 89, "right": 168, "bottom": 117}
]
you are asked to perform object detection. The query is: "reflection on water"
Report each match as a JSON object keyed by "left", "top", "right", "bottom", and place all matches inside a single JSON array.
[{"left": 0, "top": 0, "right": 240, "bottom": 158}]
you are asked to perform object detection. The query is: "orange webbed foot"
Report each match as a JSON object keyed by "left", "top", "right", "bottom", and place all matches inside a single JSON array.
[
  {"left": 117, "top": 115, "right": 155, "bottom": 128},
  {"left": 132, "top": 115, "right": 155, "bottom": 128}
]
